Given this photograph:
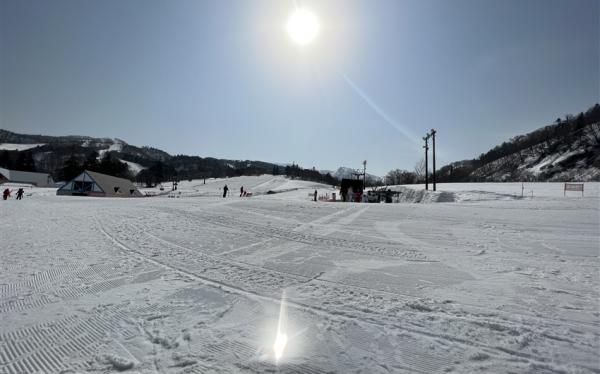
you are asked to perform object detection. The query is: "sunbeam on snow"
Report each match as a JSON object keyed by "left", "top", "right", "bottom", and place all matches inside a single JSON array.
[{"left": 273, "top": 290, "right": 288, "bottom": 363}]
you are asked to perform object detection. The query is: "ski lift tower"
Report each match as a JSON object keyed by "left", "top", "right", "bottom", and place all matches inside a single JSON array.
[
  {"left": 350, "top": 161, "right": 367, "bottom": 182},
  {"left": 351, "top": 170, "right": 364, "bottom": 181}
]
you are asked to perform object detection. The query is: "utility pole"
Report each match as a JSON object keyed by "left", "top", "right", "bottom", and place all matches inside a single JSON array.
[
  {"left": 431, "top": 129, "right": 437, "bottom": 191},
  {"left": 363, "top": 160, "right": 367, "bottom": 188},
  {"left": 423, "top": 134, "right": 430, "bottom": 190}
]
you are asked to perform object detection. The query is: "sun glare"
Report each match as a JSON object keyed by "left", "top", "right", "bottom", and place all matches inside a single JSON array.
[
  {"left": 273, "top": 290, "right": 288, "bottom": 363},
  {"left": 286, "top": 9, "right": 320, "bottom": 46}
]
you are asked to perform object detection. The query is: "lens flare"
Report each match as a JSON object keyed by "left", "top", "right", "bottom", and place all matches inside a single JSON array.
[
  {"left": 273, "top": 331, "right": 288, "bottom": 362},
  {"left": 273, "top": 290, "right": 288, "bottom": 363},
  {"left": 286, "top": 9, "right": 319, "bottom": 45}
]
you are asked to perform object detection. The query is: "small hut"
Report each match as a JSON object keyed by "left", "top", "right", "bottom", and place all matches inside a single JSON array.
[{"left": 57, "top": 170, "right": 142, "bottom": 197}]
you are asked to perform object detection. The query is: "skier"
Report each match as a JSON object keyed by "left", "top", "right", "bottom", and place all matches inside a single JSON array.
[
  {"left": 314, "top": 189, "right": 317, "bottom": 202},
  {"left": 223, "top": 184, "right": 229, "bottom": 198},
  {"left": 16, "top": 188, "right": 24, "bottom": 200},
  {"left": 3, "top": 188, "right": 10, "bottom": 201},
  {"left": 240, "top": 186, "right": 244, "bottom": 197}
]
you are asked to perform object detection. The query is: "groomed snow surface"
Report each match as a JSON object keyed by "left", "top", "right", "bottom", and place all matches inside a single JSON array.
[{"left": 1, "top": 176, "right": 598, "bottom": 374}]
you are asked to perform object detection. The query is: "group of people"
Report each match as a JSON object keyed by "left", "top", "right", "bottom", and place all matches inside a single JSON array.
[
  {"left": 221, "top": 185, "right": 251, "bottom": 198},
  {"left": 3, "top": 187, "right": 25, "bottom": 200}
]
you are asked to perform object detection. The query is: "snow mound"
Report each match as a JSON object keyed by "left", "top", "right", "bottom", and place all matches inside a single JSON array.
[
  {"left": 388, "top": 186, "right": 458, "bottom": 203},
  {"left": 99, "top": 354, "right": 135, "bottom": 371}
]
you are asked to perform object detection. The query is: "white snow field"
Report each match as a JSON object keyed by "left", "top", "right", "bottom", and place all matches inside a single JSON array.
[{"left": 1, "top": 176, "right": 598, "bottom": 373}]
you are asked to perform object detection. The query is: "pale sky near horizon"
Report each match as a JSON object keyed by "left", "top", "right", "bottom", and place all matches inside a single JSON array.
[{"left": 1, "top": 0, "right": 598, "bottom": 175}]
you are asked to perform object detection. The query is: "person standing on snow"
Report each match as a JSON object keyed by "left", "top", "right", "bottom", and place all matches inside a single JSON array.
[
  {"left": 16, "top": 188, "right": 24, "bottom": 200},
  {"left": 240, "top": 186, "right": 244, "bottom": 197},
  {"left": 362, "top": 191, "right": 369, "bottom": 203},
  {"left": 223, "top": 184, "right": 229, "bottom": 198},
  {"left": 3, "top": 188, "right": 10, "bottom": 200},
  {"left": 314, "top": 189, "right": 317, "bottom": 202}
]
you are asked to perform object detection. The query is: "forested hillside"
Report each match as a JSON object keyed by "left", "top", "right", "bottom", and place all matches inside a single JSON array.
[
  {"left": 386, "top": 103, "right": 600, "bottom": 184},
  {"left": 0, "top": 131, "right": 337, "bottom": 186}
]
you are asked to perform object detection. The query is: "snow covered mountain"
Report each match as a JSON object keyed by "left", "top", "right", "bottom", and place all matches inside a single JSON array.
[
  {"left": 470, "top": 125, "right": 599, "bottom": 181},
  {"left": 437, "top": 104, "right": 600, "bottom": 182},
  {"left": 0, "top": 130, "right": 328, "bottom": 184},
  {"left": 0, "top": 130, "right": 171, "bottom": 177},
  {"left": 322, "top": 167, "right": 381, "bottom": 183}
]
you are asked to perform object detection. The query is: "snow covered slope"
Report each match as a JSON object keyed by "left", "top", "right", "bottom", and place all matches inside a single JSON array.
[
  {"left": 0, "top": 143, "right": 45, "bottom": 151},
  {"left": 143, "top": 175, "right": 333, "bottom": 199},
  {"left": 118, "top": 158, "right": 145, "bottom": 175},
  {"left": 0, "top": 182, "right": 598, "bottom": 373},
  {"left": 441, "top": 120, "right": 600, "bottom": 182},
  {"left": 470, "top": 125, "right": 600, "bottom": 181},
  {"left": 97, "top": 139, "right": 124, "bottom": 159}
]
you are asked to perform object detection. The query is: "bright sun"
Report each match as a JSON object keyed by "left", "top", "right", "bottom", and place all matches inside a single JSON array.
[{"left": 286, "top": 9, "right": 319, "bottom": 46}]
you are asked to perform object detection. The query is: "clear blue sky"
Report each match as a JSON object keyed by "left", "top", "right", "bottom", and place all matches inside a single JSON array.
[{"left": 1, "top": 0, "right": 598, "bottom": 175}]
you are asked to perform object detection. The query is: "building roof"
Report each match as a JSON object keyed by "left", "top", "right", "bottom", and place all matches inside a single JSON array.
[
  {"left": 57, "top": 170, "right": 142, "bottom": 197},
  {"left": 0, "top": 167, "right": 54, "bottom": 187},
  {"left": 85, "top": 170, "right": 142, "bottom": 196}
]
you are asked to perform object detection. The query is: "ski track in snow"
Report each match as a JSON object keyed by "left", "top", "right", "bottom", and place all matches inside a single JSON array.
[{"left": 0, "top": 178, "right": 599, "bottom": 373}]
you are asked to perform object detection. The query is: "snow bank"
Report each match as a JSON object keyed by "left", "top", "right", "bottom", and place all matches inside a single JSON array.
[
  {"left": 385, "top": 186, "right": 457, "bottom": 203},
  {"left": 401, "top": 182, "right": 600, "bottom": 199}
]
